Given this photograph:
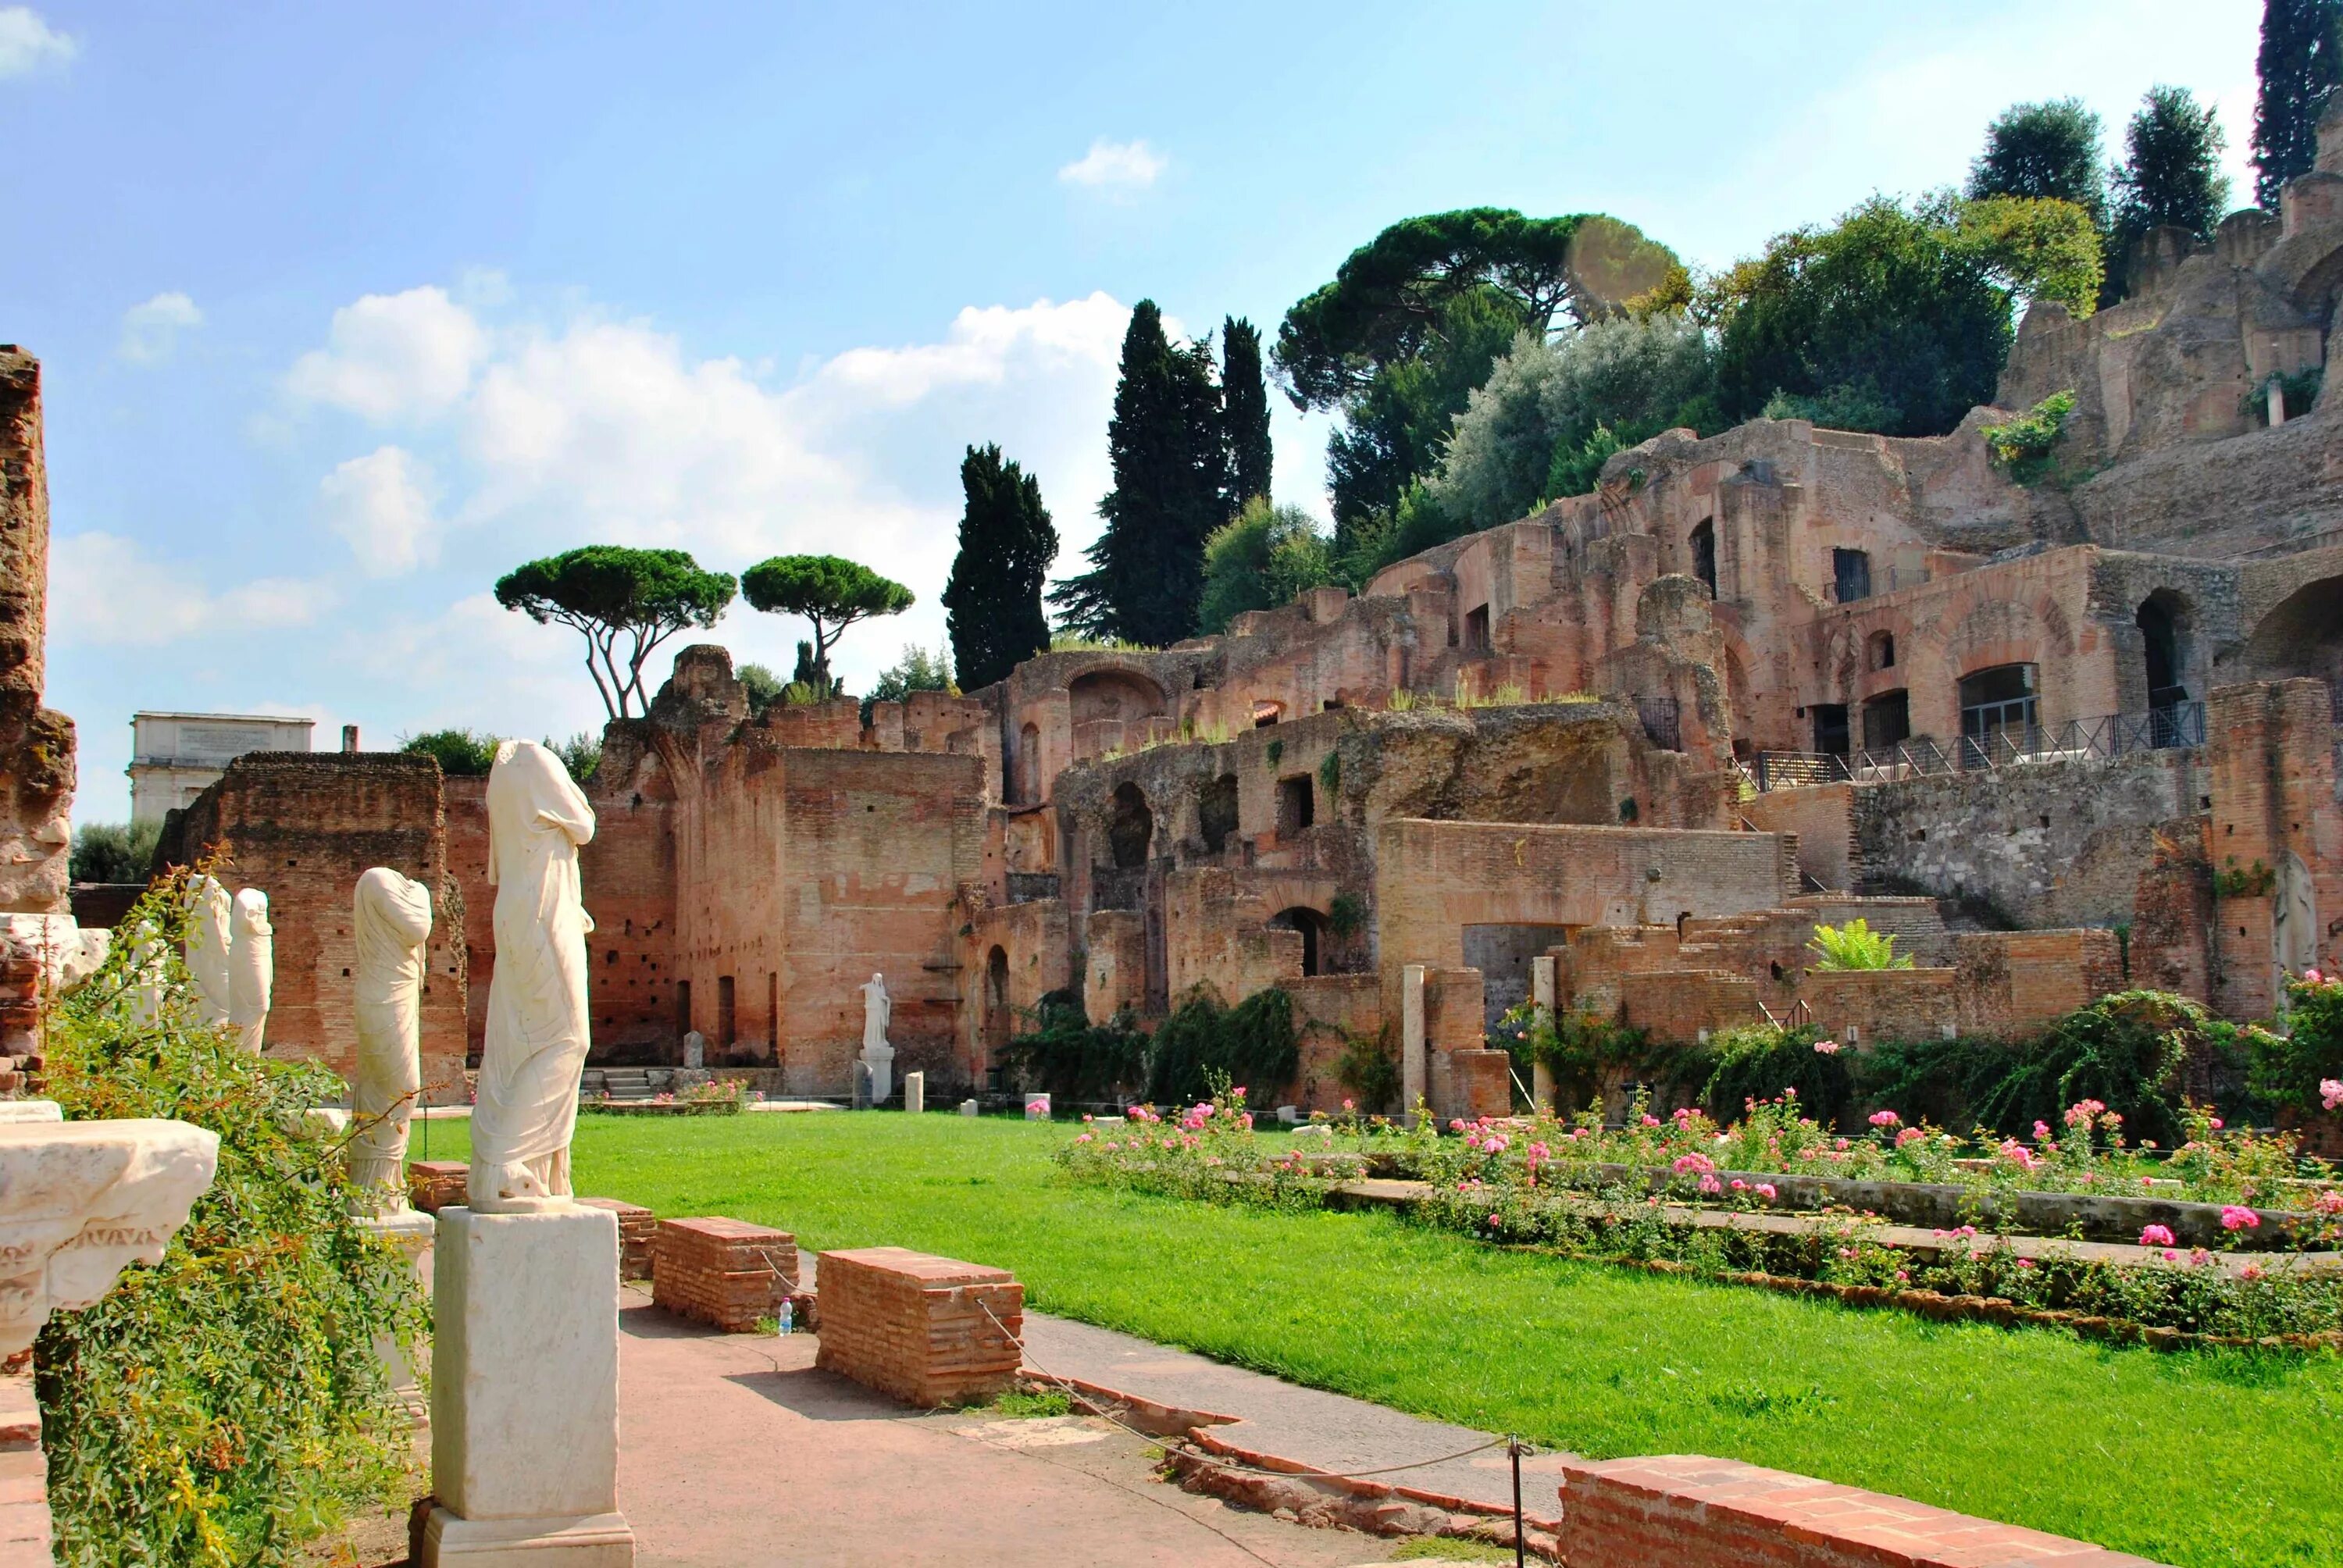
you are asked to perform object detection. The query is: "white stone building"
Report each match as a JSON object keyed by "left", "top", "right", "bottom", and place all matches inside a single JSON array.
[{"left": 127, "top": 711, "right": 315, "bottom": 824}]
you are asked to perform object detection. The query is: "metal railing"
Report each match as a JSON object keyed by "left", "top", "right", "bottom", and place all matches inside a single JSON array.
[
  {"left": 1635, "top": 696, "right": 1681, "bottom": 752},
  {"left": 1747, "top": 699, "right": 2206, "bottom": 793}
]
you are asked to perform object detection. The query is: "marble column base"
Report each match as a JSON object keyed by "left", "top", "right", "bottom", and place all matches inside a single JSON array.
[{"left": 420, "top": 1204, "right": 632, "bottom": 1566}]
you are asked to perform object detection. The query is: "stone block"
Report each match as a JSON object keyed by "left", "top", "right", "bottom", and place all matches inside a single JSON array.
[
  {"left": 422, "top": 1205, "right": 632, "bottom": 1566},
  {"left": 651, "top": 1217, "right": 795, "bottom": 1332},
  {"left": 408, "top": 1160, "right": 470, "bottom": 1213},
  {"left": 813, "top": 1246, "right": 1022, "bottom": 1408},
  {"left": 580, "top": 1198, "right": 657, "bottom": 1281}
]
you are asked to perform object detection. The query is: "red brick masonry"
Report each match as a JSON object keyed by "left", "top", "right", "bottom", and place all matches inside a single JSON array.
[
  {"left": 0, "top": 1368, "right": 48, "bottom": 1568},
  {"left": 1557, "top": 1456, "right": 2167, "bottom": 1567},
  {"left": 813, "top": 1246, "right": 1023, "bottom": 1408},
  {"left": 580, "top": 1197, "right": 658, "bottom": 1281},
  {"left": 406, "top": 1160, "right": 469, "bottom": 1214},
  {"left": 653, "top": 1217, "right": 798, "bottom": 1333}
]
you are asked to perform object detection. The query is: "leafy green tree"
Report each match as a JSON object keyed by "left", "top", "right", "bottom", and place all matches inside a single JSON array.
[
  {"left": 67, "top": 819, "right": 161, "bottom": 883},
  {"left": 1942, "top": 196, "right": 2105, "bottom": 315},
  {"left": 2106, "top": 86, "right": 2234, "bottom": 300},
  {"left": 398, "top": 728, "right": 500, "bottom": 776},
  {"left": 1274, "top": 208, "right": 1681, "bottom": 533},
  {"left": 547, "top": 731, "right": 601, "bottom": 783},
  {"left": 1716, "top": 198, "right": 2013, "bottom": 437},
  {"left": 866, "top": 644, "right": 957, "bottom": 704},
  {"left": 1430, "top": 315, "right": 1719, "bottom": 531},
  {"left": 740, "top": 554, "right": 915, "bottom": 696},
  {"left": 1967, "top": 98, "right": 2108, "bottom": 226},
  {"left": 1049, "top": 301, "right": 1225, "bottom": 646},
  {"left": 1196, "top": 500, "right": 1333, "bottom": 633},
  {"left": 2253, "top": 0, "right": 2343, "bottom": 209},
  {"left": 494, "top": 546, "right": 736, "bottom": 718},
  {"left": 1220, "top": 315, "right": 1274, "bottom": 511},
  {"left": 943, "top": 443, "right": 1057, "bottom": 690},
  {"left": 737, "top": 661, "right": 785, "bottom": 715}
]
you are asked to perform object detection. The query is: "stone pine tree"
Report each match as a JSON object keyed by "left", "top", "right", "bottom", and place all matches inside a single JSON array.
[
  {"left": 740, "top": 554, "right": 913, "bottom": 697},
  {"left": 494, "top": 545, "right": 736, "bottom": 718},
  {"left": 1048, "top": 301, "right": 1225, "bottom": 646},
  {"left": 1220, "top": 316, "right": 1273, "bottom": 514},
  {"left": 2254, "top": 0, "right": 2343, "bottom": 208},
  {"left": 1967, "top": 98, "right": 2108, "bottom": 226},
  {"left": 943, "top": 443, "right": 1057, "bottom": 690},
  {"left": 2106, "top": 86, "right": 2234, "bottom": 301}
]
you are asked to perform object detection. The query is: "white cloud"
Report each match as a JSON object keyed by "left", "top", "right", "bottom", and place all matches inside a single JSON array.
[
  {"left": 814, "top": 293, "right": 1131, "bottom": 408},
  {"left": 48, "top": 533, "right": 334, "bottom": 648},
  {"left": 1057, "top": 137, "right": 1168, "bottom": 191},
  {"left": 0, "top": 7, "right": 73, "bottom": 76},
  {"left": 319, "top": 446, "right": 440, "bottom": 576},
  {"left": 286, "top": 286, "right": 487, "bottom": 422},
  {"left": 117, "top": 291, "right": 202, "bottom": 364}
]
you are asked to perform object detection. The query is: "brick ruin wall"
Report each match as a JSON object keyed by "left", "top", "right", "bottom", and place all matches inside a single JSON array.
[
  {"left": 165, "top": 754, "right": 468, "bottom": 1092},
  {"left": 0, "top": 351, "right": 70, "bottom": 919}
]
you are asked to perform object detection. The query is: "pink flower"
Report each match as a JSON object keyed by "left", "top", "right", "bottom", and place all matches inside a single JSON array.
[
  {"left": 1641, "top": 1114, "right": 1661, "bottom": 1128},
  {"left": 2033, "top": 1121, "right": 2052, "bottom": 1142},
  {"left": 2209, "top": 1117, "right": 2224, "bottom": 1130},
  {"left": 1868, "top": 1110, "right": 1900, "bottom": 1128},
  {"left": 1813, "top": 1039, "right": 1841, "bottom": 1056},
  {"left": 2138, "top": 1224, "right": 2175, "bottom": 1247},
  {"left": 1754, "top": 1183, "right": 1778, "bottom": 1201},
  {"left": 2220, "top": 1205, "right": 2260, "bottom": 1231},
  {"left": 2164, "top": 1249, "right": 2179, "bottom": 1262},
  {"left": 1699, "top": 1174, "right": 1723, "bottom": 1195},
  {"left": 1671, "top": 1153, "right": 1717, "bottom": 1174},
  {"left": 2321, "top": 1079, "right": 2343, "bottom": 1112},
  {"left": 1073, "top": 1132, "right": 1093, "bottom": 1144},
  {"left": 2241, "top": 1263, "right": 2266, "bottom": 1281},
  {"left": 2063, "top": 1098, "right": 2106, "bottom": 1129},
  {"left": 2307, "top": 968, "right": 2325, "bottom": 984},
  {"left": 1894, "top": 1127, "right": 1925, "bottom": 1148},
  {"left": 1730, "top": 1178, "right": 1748, "bottom": 1192},
  {"left": 1343, "top": 1099, "right": 1355, "bottom": 1111},
  {"left": 2014, "top": 1258, "right": 2035, "bottom": 1270},
  {"left": 1837, "top": 1247, "right": 1855, "bottom": 1259},
  {"left": 1486, "top": 1213, "right": 1501, "bottom": 1228},
  {"left": 2313, "top": 1190, "right": 2343, "bottom": 1216}
]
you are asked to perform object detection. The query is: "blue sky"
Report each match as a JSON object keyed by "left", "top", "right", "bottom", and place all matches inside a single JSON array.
[{"left": 2, "top": 1, "right": 2263, "bottom": 820}]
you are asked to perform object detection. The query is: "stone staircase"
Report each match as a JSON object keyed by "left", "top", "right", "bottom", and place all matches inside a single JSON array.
[{"left": 582, "top": 1067, "right": 667, "bottom": 1101}]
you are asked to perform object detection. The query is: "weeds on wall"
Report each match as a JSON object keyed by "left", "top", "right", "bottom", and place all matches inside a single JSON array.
[
  {"left": 35, "top": 874, "right": 430, "bottom": 1567},
  {"left": 1806, "top": 918, "right": 1913, "bottom": 970},
  {"left": 1979, "top": 389, "right": 2075, "bottom": 485}
]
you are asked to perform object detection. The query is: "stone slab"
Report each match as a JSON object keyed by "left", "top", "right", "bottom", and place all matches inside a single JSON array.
[{"left": 417, "top": 1506, "right": 636, "bottom": 1566}]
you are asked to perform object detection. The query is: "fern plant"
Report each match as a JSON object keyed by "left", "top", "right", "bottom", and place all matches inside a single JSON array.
[{"left": 1806, "top": 918, "right": 1913, "bottom": 971}]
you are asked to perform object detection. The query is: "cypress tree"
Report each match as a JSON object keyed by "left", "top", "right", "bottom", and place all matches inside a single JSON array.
[
  {"left": 942, "top": 443, "right": 1057, "bottom": 690},
  {"left": 2253, "top": 0, "right": 2343, "bottom": 209},
  {"left": 1968, "top": 98, "right": 2109, "bottom": 226},
  {"left": 2106, "top": 87, "right": 2233, "bottom": 302},
  {"left": 1221, "top": 315, "right": 1273, "bottom": 514},
  {"left": 1048, "top": 301, "right": 1223, "bottom": 646}
]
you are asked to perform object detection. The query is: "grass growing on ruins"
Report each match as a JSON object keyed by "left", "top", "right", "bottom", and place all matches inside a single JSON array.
[{"left": 424, "top": 1112, "right": 2341, "bottom": 1568}]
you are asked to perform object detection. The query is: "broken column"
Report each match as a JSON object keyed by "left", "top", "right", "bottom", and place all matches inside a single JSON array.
[
  {"left": 1531, "top": 956, "right": 1557, "bottom": 1115},
  {"left": 1402, "top": 964, "right": 1427, "bottom": 1117}
]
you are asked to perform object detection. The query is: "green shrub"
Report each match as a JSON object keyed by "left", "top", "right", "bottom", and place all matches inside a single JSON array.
[
  {"left": 67, "top": 819, "right": 160, "bottom": 884},
  {"left": 1692, "top": 1022, "right": 1857, "bottom": 1127},
  {"left": 2242, "top": 366, "right": 2321, "bottom": 422},
  {"left": 36, "top": 875, "right": 430, "bottom": 1566},
  {"left": 1147, "top": 987, "right": 1300, "bottom": 1106},
  {"left": 1332, "top": 1025, "right": 1400, "bottom": 1113},
  {"left": 1980, "top": 390, "right": 2075, "bottom": 484},
  {"left": 399, "top": 727, "right": 500, "bottom": 776},
  {"left": 1806, "top": 918, "right": 1913, "bottom": 971},
  {"left": 1326, "top": 893, "right": 1366, "bottom": 939},
  {"left": 2252, "top": 971, "right": 2343, "bottom": 1117},
  {"left": 999, "top": 989, "right": 1150, "bottom": 1105}
]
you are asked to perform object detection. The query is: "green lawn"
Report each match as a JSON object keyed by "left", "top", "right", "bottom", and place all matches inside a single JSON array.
[{"left": 419, "top": 1111, "right": 2341, "bottom": 1567}]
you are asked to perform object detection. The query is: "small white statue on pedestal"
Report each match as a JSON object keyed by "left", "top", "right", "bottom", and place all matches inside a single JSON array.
[
  {"left": 184, "top": 875, "right": 233, "bottom": 1025},
  {"left": 859, "top": 973, "right": 894, "bottom": 1105},
  {"left": 349, "top": 868, "right": 431, "bottom": 1216},
  {"left": 227, "top": 890, "right": 273, "bottom": 1053}
]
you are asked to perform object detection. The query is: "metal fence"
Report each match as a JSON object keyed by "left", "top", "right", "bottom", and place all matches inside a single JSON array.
[
  {"left": 1746, "top": 699, "right": 2207, "bottom": 793},
  {"left": 1635, "top": 695, "right": 1681, "bottom": 752}
]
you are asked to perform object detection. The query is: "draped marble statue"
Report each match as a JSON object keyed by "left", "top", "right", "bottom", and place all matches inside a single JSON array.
[
  {"left": 858, "top": 973, "right": 894, "bottom": 1105},
  {"left": 184, "top": 875, "right": 233, "bottom": 1025},
  {"left": 227, "top": 889, "right": 273, "bottom": 1053},
  {"left": 468, "top": 739, "right": 597, "bottom": 1213},
  {"left": 349, "top": 868, "right": 433, "bottom": 1208}
]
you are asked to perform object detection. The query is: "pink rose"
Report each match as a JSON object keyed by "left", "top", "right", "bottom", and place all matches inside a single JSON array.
[
  {"left": 2220, "top": 1205, "right": 2259, "bottom": 1231},
  {"left": 1868, "top": 1110, "right": 1900, "bottom": 1128},
  {"left": 2138, "top": 1224, "right": 2175, "bottom": 1247},
  {"left": 1813, "top": 1039, "right": 1841, "bottom": 1056},
  {"left": 1754, "top": 1183, "right": 1778, "bottom": 1201}
]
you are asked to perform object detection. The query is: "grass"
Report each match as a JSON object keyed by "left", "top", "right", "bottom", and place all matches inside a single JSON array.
[{"left": 421, "top": 1112, "right": 2343, "bottom": 1567}]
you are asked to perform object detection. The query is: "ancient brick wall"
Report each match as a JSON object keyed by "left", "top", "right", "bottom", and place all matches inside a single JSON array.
[
  {"left": 964, "top": 896, "right": 1072, "bottom": 1079},
  {"left": 2204, "top": 679, "right": 2342, "bottom": 1017},
  {"left": 1616, "top": 970, "right": 1764, "bottom": 1041},
  {"left": 1287, "top": 973, "right": 1381, "bottom": 1110},
  {"left": 1743, "top": 783, "right": 1855, "bottom": 890},
  {"left": 169, "top": 754, "right": 466, "bottom": 1091},
  {"left": 0, "top": 350, "right": 70, "bottom": 918},
  {"left": 1373, "top": 819, "right": 1797, "bottom": 980},
  {"left": 1955, "top": 928, "right": 2126, "bottom": 1037},
  {"left": 1081, "top": 909, "right": 1146, "bottom": 1024}
]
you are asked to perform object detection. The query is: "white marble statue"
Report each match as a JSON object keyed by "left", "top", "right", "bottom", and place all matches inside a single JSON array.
[
  {"left": 184, "top": 875, "right": 233, "bottom": 1025},
  {"left": 858, "top": 972, "right": 895, "bottom": 1104},
  {"left": 227, "top": 889, "right": 273, "bottom": 1053},
  {"left": 350, "top": 868, "right": 433, "bottom": 1208},
  {"left": 126, "top": 918, "right": 166, "bottom": 1028},
  {"left": 468, "top": 739, "right": 597, "bottom": 1213}
]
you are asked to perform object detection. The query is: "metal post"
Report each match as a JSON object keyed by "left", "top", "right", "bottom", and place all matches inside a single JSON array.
[{"left": 1511, "top": 1434, "right": 1525, "bottom": 1566}]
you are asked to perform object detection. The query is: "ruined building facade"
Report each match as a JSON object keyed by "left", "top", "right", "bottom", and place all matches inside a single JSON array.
[{"left": 134, "top": 117, "right": 2343, "bottom": 1114}]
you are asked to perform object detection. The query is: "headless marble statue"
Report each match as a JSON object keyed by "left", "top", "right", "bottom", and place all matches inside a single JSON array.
[
  {"left": 349, "top": 868, "right": 433, "bottom": 1208},
  {"left": 227, "top": 889, "right": 273, "bottom": 1054},
  {"left": 468, "top": 739, "right": 597, "bottom": 1213},
  {"left": 184, "top": 875, "right": 233, "bottom": 1025},
  {"left": 859, "top": 973, "right": 894, "bottom": 1104}
]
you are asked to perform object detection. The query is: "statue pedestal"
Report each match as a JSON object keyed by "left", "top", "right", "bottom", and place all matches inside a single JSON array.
[
  {"left": 859, "top": 1044, "right": 895, "bottom": 1107},
  {"left": 419, "top": 1206, "right": 633, "bottom": 1566}
]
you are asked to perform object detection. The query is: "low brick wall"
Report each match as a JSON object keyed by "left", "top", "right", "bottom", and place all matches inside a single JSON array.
[
  {"left": 1557, "top": 1455, "right": 2163, "bottom": 1566},
  {"left": 0, "top": 1368, "right": 47, "bottom": 1568},
  {"left": 652, "top": 1217, "right": 797, "bottom": 1332},
  {"left": 407, "top": 1160, "right": 469, "bottom": 1213},
  {"left": 813, "top": 1246, "right": 1022, "bottom": 1407},
  {"left": 580, "top": 1197, "right": 658, "bottom": 1281}
]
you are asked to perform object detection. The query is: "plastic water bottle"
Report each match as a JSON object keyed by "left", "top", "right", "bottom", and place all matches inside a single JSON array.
[{"left": 777, "top": 1299, "right": 793, "bottom": 1336}]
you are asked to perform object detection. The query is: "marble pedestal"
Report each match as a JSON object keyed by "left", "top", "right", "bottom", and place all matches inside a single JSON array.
[
  {"left": 420, "top": 1205, "right": 633, "bottom": 1566},
  {"left": 860, "top": 1043, "right": 895, "bottom": 1106}
]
